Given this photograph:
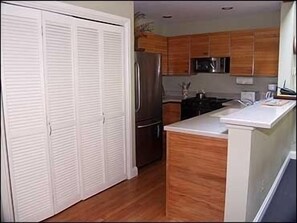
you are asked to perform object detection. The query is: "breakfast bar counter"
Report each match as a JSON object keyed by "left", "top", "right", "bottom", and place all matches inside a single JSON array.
[{"left": 164, "top": 99, "right": 296, "bottom": 222}]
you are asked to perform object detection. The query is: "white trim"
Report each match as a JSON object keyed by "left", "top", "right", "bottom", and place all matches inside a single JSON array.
[
  {"left": 2, "top": 1, "right": 129, "bottom": 26},
  {"left": 289, "top": 151, "right": 296, "bottom": 159},
  {"left": 253, "top": 153, "right": 292, "bottom": 222},
  {"left": 129, "top": 167, "right": 139, "bottom": 179}
]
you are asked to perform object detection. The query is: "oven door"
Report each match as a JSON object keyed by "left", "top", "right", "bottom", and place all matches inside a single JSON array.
[{"left": 181, "top": 98, "right": 199, "bottom": 120}]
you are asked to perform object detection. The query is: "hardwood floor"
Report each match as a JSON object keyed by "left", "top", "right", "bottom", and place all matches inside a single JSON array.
[{"left": 45, "top": 159, "right": 170, "bottom": 222}]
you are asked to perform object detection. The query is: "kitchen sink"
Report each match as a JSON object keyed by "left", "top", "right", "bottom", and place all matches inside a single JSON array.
[{"left": 210, "top": 108, "right": 241, "bottom": 118}]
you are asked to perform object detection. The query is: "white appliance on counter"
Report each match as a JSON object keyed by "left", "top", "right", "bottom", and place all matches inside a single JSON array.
[{"left": 241, "top": 91, "right": 260, "bottom": 103}]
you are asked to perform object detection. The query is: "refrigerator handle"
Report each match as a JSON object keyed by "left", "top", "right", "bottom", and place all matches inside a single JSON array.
[
  {"left": 136, "top": 62, "right": 141, "bottom": 112},
  {"left": 137, "top": 121, "right": 162, "bottom": 129},
  {"left": 157, "top": 124, "right": 160, "bottom": 138}
]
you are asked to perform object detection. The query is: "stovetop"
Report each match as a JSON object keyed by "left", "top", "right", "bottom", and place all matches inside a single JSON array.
[{"left": 180, "top": 96, "right": 232, "bottom": 120}]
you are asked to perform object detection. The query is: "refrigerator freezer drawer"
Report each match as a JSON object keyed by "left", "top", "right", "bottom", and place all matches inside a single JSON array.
[{"left": 136, "top": 120, "right": 163, "bottom": 168}]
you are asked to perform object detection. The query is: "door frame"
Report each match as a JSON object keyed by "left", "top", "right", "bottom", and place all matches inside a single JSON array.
[{"left": 1, "top": 1, "right": 136, "bottom": 220}]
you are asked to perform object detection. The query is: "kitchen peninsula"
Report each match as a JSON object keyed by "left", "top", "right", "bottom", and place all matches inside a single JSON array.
[{"left": 164, "top": 99, "right": 296, "bottom": 222}]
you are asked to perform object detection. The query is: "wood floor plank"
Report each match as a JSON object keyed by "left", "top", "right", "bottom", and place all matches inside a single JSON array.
[{"left": 45, "top": 160, "right": 170, "bottom": 222}]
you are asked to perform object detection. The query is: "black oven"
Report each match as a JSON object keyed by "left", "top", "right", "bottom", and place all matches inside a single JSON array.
[{"left": 181, "top": 96, "right": 232, "bottom": 120}]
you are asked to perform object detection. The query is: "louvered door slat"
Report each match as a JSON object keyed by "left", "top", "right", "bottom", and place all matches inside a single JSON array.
[
  {"left": 104, "top": 116, "right": 126, "bottom": 185},
  {"left": 101, "top": 25, "right": 127, "bottom": 186},
  {"left": 74, "top": 19, "right": 105, "bottom": 199},
  {"left": 42, "top": 11, "right": 80, "bottom": 213},
  {"left": 102, "top": 28, "right": 125, "bottom": 118},
  {"left": 1, "top": 4, "right": 54, "bottom": 222}
]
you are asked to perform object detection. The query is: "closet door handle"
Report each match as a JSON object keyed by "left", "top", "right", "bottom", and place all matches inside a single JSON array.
[{"left": 49, "top": 123, "right": 52, "bottom": 136}]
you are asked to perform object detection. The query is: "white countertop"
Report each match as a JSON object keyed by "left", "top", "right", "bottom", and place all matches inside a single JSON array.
[
  {"left": 164, "top": 102, "right": 243, "bottom": 139},
  {"left": 164, "top": 99, "right": 296, "bottom": 138},
  {"left": 162, "top": 95, "right": 185, "bottom": 103},
  {"left": 221, "top": 99, "right": 296, "bottom": 129}
]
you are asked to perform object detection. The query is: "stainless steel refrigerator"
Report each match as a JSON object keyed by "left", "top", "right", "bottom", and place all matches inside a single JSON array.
[{"left": 135, "top": 51, "right": 163, "bottom": 168}]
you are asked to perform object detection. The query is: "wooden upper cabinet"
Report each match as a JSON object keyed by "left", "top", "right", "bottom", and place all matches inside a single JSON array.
[
  {"left": 209, "top": 32, "right": 230, "bottom": 57},
  {"left": 253, "top": 28, "right": 279, "bottom": 77},
  {"left": 138, "top": 33, "right": 168, "bottom": 75},
  {"left": 230, "top": 30, "right": 254, "bottom": 76},
  {"left": 168, "top": 36, "right": 190, "bottom": 75},
  {"left": 190, "top": 34, "right": 209, "bottom": 58}
]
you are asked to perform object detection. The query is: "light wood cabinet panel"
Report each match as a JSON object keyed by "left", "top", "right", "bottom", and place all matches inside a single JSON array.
[
  {"left": 138, "top": 33, "right": 168, "bottom": 75},
  {"left": 166, "top": 131, "right": 227, "bottom": 221},
  {"left": 168, "top": 36, "right": 190, "bottom": 75},
  {"left": 163, "top": 103, "right": 181, "bottom": 126},
  {"left": 230, "top": 30, "right": 254, "bottom": 76},
  {"left": 254, "top": 28, "right": 279, "bottom": 77},
  {"left": 209, "top": 32, "right": 230, "bottom": 57},
  {"left": 190, "top": 34, "right": 209, "bottom": 58}
]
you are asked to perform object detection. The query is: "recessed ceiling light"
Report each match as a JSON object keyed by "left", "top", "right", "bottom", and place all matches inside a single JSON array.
[
  {"left": 221, "top": 6, "right": 233, "bottom": 10},
  {"left": 162, "top": 15, "right": 172, "bottom": 19}
]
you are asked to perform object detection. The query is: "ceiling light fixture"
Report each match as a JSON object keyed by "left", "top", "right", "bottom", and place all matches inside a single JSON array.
[
  {"left": 221, "top": 6, "right": 233, "bottom": 10},
  {"left": 162, "top": 15, "right": 172, "bottom": 19}
]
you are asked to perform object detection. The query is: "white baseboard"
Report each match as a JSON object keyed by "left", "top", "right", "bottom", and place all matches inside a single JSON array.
[
  {"left": 128, "top": 166, "right": 138, "bottom": 179},
  {"left": 289, "top": 151, "right": 296, "bottom": 159},
  {"left": 253, "top": 153, "right": 292, "bottom": 222}
]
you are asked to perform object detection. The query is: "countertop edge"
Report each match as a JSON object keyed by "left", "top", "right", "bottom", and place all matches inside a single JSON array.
[
  {"left": 164, "top": 126, "right": 228, "bottom": 139},
  {"left": 221, "top": 100, "right": 296, "bottom": 129}
]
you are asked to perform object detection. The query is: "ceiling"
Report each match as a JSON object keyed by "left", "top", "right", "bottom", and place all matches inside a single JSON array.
[{"left": 134, "top": 1, "right": 282, "bottom": 24}]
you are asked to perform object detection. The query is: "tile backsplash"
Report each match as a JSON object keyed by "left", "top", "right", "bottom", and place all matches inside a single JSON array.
[{"left": 162, "top": 73, "right": 278, "bottom": 99}]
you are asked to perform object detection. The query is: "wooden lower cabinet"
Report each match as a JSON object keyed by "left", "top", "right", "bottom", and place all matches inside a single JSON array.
[
  {"left": 166, "top": 131, "right": 227, "bottom": 221},
  {"left": 162, "top": 102, "right": 181, "bottom": 126}
]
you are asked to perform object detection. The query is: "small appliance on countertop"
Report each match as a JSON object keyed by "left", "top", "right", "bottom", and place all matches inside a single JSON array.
[{"left": 240, "top": 91, "right": 260, "bottom": 103}]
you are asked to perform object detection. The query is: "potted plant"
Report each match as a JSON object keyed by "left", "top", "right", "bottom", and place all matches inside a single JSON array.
[{"left": 134, "top": 12, "right": 153, "bottom": 51}]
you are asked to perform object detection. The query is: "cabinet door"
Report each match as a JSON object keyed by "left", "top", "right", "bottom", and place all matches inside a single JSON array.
[
  {"left": 230, "top": 31, "right": 254, "bottom": 76},
  {"left": 74, "top": 18, "right": 106, "bottom": 199},
  {"left": 101, "top": 25, "right": 127, "bottom": 187},
  {"left": 163, "top": 103, "right": 181, "bottom": 125},
  {"left": 1, "top": 5, "right": 54, "bottom": 221},
  {"left": 254, "top": 28, "right": 279, "bottom": 76},
  {"left": 138, "top": 33, "right": 168, "bottom": 75},
  {"left": 190, "top": 34, "right": 209, "bottom": 58},
  {"left": 209, "top": 32, "right": 230, "bottom": 57},
  {"left": 42, "top": 12, "right": 80, "bottom": 213},
  {"left": 168, "top": 36, "right": 190, "bottom": 75}
]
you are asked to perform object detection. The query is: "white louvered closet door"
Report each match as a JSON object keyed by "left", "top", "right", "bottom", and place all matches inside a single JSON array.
[
  {"left": 1, "top": 4, "right": 54, "bottom": 222},
  {"left": 42, "top": 12, "right": 80, "bottom": 213},
  {"left": 101, "top": 24, "right": 127, "bottom": 187},
  {"left": 74, "top": 19, "right": 105, "bottom": 199}
]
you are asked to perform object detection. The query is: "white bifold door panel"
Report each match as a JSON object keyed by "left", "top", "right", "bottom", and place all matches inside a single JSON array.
[
  {"left": 1, "top": 4, "right": 54, "bottom": 222},
  {"left": 74, "top": 19, "right": 105, "bottom": 199},
  {"left": 1, "top": 3, "right": 128, "bottom": 222},
  {"left": 42, "top": 12, "right": 81, "bottom": 213},
  {"left": 102, "top": 25, "right": 127, "bottom": 186}
]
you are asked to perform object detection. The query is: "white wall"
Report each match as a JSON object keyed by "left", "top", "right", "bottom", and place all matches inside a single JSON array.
[
  {"left": 277, "top": 1, "right": 296, "bottom": 92},
  {"left": 64, "top": 1, "right": 133, "bottom": 19},
  {"left": 224, "top": 107, "right": 296, "bottom": 221},
  {"left": 155, "top": 11, "right": 280, "bottom": 36}
]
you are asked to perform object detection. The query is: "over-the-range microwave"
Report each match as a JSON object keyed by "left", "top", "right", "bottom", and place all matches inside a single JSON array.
[{"left": 191, "top": 57, "right": 230, "bottom": 73}]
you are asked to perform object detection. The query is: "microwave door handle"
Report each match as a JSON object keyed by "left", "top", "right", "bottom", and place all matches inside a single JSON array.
[
  {"left": 210, "top": 62, "right": 215, "bottom": 71},
  {"left": 136, "top": 62, "right": 141, "bottom": 112}
]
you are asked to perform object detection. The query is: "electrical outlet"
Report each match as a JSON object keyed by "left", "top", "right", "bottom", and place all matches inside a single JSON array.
[{"left": 260, "top": 180, "right": 265, "bottom": 192}]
